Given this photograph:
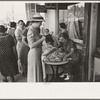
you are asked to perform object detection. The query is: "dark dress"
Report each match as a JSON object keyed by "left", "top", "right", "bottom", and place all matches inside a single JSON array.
[
  {"left": 0, "top": 33, "right": 18, "bottom": 77},
  {"left": 64, "top": 39, "right": 79, "bottom": 62},
  {"left": 21, "top": 28, "right": 29, "bottom": 75},
  {"left": 8, "top": 28, "right": 18, "bottom": 59}
]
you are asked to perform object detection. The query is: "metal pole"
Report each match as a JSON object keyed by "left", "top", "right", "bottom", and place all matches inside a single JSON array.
[{"left": 12, "top": 3, "right": 14, "bottom": 21}]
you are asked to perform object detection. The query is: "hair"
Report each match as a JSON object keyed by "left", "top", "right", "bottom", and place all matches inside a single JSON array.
[
  {"left": 45, "top": 28, "right": 49, "bottom": 32},
  {"left": 25, "top": 21, "right": 31, "bottom": 27},
  {"left": 23, "top": 22, "right": 25, "bottom": 27},
  {"left": 45, "top": 34, "right": 54, "bottom": 45},
  {"left": 18, "top": 20, "right": 24, "bottom": 24},
  {"left": 59, "top": 23, "right": 66, "bottom": 29},
  {"left": 10, "top": 22, "right": 16, "bottom": 28},
  {"left": 0, "top": 25, "right": 7, "bottom": 33},
  {"left": 58, "top": 32, "right": 69, "bottom": 40}
]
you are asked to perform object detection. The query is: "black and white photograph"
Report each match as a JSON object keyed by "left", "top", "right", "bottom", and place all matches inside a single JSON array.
[
  {"left": 0, "top": 1, "right": 99, "bottom": 83},
  {"left": 0, "top": 1, "right": 100, "bottom": 99}
]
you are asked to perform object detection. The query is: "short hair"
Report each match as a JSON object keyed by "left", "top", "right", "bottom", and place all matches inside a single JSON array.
[
  {"left": 45, "top": 28, "right": 49, "bottom": 32},
  {"left": 45, "top": 34, "right": 54, "bottom": 45},
  {"left": 58, "top": 32, "right": 69, "bottom": 40},
  {"left": 18, "top": 20, "right": 24, "bottom": 24},
  {"left": 59, "top": 23, "right": 66, "bottom": 29},
  {"left": 25, "top": 21, "right": 31, "bottom": 27},
  {"left": 0, "top": 25, "right": 7, "bottom": 33},
  {"left": 10, "top": 22, "right": 16, "bottom": 28}
]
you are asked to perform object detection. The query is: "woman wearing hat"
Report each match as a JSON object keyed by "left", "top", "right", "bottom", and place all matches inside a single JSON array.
[
  {"left": 0, "top": 25, "right": 18, "bottom": 82},
  {"left": 27, "top": 13, "right": 45, "bottom": 82}
]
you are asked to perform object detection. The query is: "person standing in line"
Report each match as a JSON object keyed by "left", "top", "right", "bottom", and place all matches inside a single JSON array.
[
  {"left": 27, "top": 13, "right": 45, "bottom": 82},
  {"left": 8, "top": 22, "right": 17, "bottom": 59},
  {"left": 15, "top": 20, "right": 25, "bottom": 75},
  {"left": 21, "top": 21, "right": 32, "bottom": 76},
  {"left": 0, "top": 25, "right": 18, "bottom": 82},
  {"left": 22, "top": 21, "right": 32, "bottom": 47},
  {"left": 8, "top": 22, "right": 17, "bottom": 43}
]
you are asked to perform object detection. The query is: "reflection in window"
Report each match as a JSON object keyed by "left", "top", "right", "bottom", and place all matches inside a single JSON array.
[{"left": 59, "top": 3, "right": 84, "bottom": 40}]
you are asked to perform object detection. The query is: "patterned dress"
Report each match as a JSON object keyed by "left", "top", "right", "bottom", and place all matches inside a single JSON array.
[
  {"left": 27, "top": 26, "right": 43, "bottom": 82},
  {"left": 0, "top": 33, "right": 18, "bottom": 76}
]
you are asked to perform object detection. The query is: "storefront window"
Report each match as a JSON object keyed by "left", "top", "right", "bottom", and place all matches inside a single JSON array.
[{"left": 59, "top": 3, "right": 84, "bottom": 40}]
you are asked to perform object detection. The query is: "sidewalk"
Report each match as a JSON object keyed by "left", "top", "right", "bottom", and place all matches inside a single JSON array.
[
  {"left": 15, "top": 74, "right": 27, "bottom": 82},
  {"left": 0, "top": 74, "right": 27, "bottom": 82}
]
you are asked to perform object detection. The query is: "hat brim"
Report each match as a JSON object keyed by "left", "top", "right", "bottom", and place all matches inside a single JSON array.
[{"left": 31, "top": 19, "right": 45, "bottom": 22}]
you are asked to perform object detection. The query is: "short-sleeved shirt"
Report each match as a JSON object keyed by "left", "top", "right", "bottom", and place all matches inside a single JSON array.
[
  {"left": 15, "top": 27, "right": 23, "bottom": 42},
  {"left": 63, "top": 39, "right": 79, "bottom": 59}
]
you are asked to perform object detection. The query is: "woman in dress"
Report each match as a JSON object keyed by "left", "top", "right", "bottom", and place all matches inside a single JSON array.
[
  {"left": 58, "top": 32, "right": 79, "bottom": 80},
  {"left": 15, "top": 20, "right": 25, "bottom": 75},
  {"left": 8, "top": 22, "right": 17, "bottom": 59},
  {"left": 0, "top": 25, "right": 18, "bottom": 82},
  {"left": 27, "top": 13, "right": 45, "bottom": 82},
  {"left": 21, "top": 21, "right": 31, "bottom": 76},
  {"left": 22, "top": 21, "right": 32, "bottom": 47}
]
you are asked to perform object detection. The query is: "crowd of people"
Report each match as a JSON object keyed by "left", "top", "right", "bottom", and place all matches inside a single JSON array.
[{"left": 0, "top": 13, "right": 79, "bottom": 82}]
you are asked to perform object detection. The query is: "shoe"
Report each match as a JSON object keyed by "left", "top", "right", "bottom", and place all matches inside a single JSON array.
[
  {"left": 3, "top": 77, "right": 8, "bottom": 82},
  {"left": 60, "top": 73, "right": 65, "bottom": 78},
  {"left": 7, "top": 76, "right": 12, "bottom": 82},
  {"left": 7, "top": 76, "right": 15, "bottom": 82},
  {"left": 64, "top": 74, "right": 70, "bottom": 80},
  {"left": 64, "top": 76, "right": 70, "bottom": 80}
]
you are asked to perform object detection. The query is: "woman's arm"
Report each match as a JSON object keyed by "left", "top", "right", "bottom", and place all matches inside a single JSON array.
[
  {"left": 29, "top": 36, "right": 45, "bottom": 49},
  {"left": 43, "top": 47, "right": 57, "bottom": 56},
  {"left": 22, "top": 36, "right": 29, "bottom": 47},
  {"left": 27, "top": 28, "right": 46, "bottom": 49},
  {"left": 15, "top": 36, "right": 22, "bottom": 42},
  {"left": 15, "top": 29, "right": 22, "bottom": 42},
  {"left": 63, "top": 48, "right": 74, "bottom": 61}
]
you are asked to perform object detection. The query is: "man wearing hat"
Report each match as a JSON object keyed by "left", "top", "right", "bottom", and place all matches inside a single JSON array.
[{"left": 27, "top": 13, "right": 45, "bottom": 82}]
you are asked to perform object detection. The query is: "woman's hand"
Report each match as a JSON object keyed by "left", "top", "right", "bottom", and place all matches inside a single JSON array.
[
  {"left": 63, "top": 56, "right": 72, "bottom": 61},
  {"left": 63, "top": 56, "right": 67, "bottom": 61},
  {"left": 63, "top": 55, "right": 69, "bottom": 61}
]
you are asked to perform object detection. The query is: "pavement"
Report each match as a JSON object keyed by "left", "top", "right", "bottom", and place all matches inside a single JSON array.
[
  {"left": 15, "top": 74, "right": 27, "bottom": 82},
  {"left": 0, "top": 73, "right": 81, "bottom": 82},
  {"left": 0, "top": 74, "right": 27, "bottom": 82}
]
